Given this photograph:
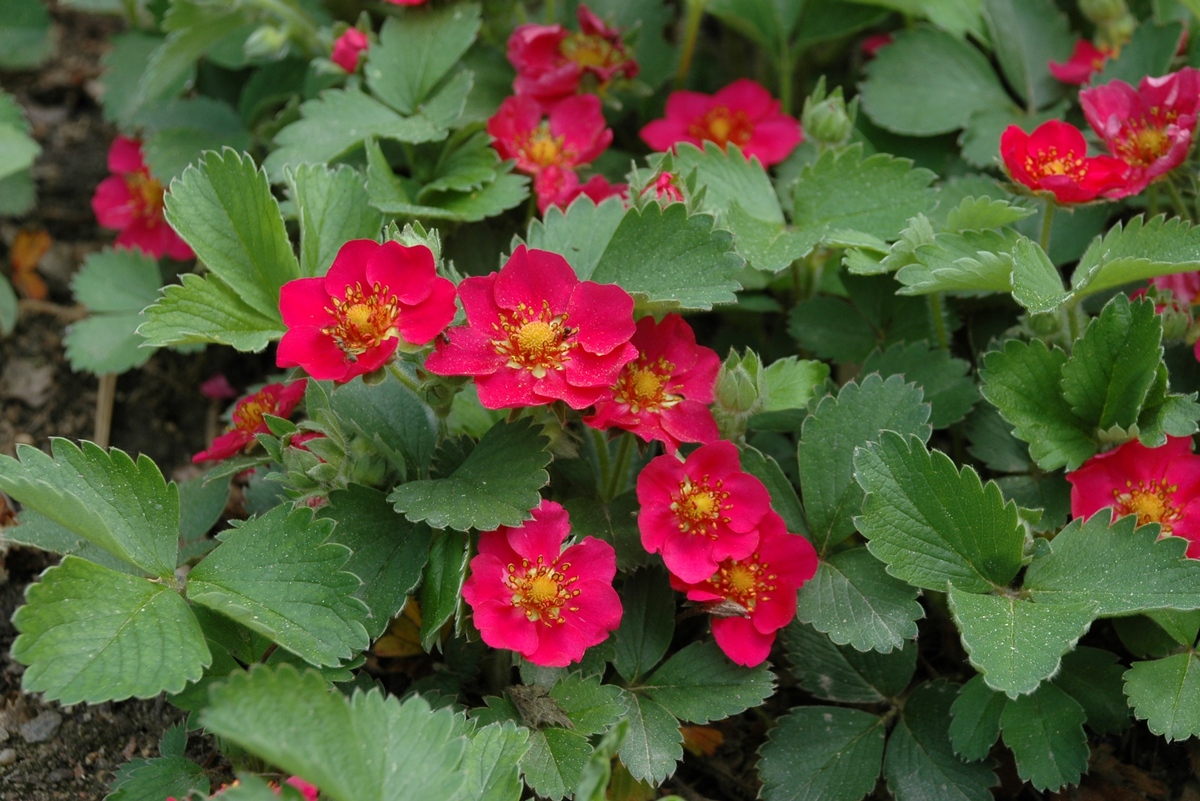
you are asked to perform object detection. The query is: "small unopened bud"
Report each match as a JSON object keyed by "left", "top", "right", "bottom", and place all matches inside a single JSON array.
[
  {"left": 713, "top": 349, "right": 767, "bottom": 440},
  {"left": 1161, "top": 304, "right": 1192, "bottom": 341},
  {"left": 802, "top": 80, "right": 856, "bottom": 147},
  {"left": 1080, "top": 0, "right": 1129, "bottom": 25},
  {"left": 244, "top": 25, "right": 291, "bottom": 61}
]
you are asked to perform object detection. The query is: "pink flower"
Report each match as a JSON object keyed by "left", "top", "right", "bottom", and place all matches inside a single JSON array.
[
  {"left": 276, "top": 240, "right": 457, "bottom": 383},
  {"left": 639, "top": 79, "right": 803, "bottom": 167},
  {"left": 999, "top": 120, "right": 1130, "bottom": 203},
  {"left": 1080, "top": 68, "right": 1200, "bottom": 195},
  {"left": 1049, "top": 40, "right": 1114, "bottom": 84},
  {"left": 282, "top": 778, "right": 319, "bottom": 801},
  {"left": 670, "top": 512, "right": 818, "bottom": 667},
  {"left": 636, "top": 440, "right": 772, "bottom": 583},
  {"left": 424, "top": 244, "right": 637, "bottom": 409},
  {"left": 488, "top": 94, "right": 613, "bottom": 213},
  {"left": 584, "top": 314, "right": 720, "bottom": 453},
  {"left": 539, "top": 171, "right": 628, "bottom": 212},
  {"left": 331, "top": 27, "right": 368, "bottom": 73},
  {"left": 91, "top": 136, "right": 194, "bottom": 260},
  {"left": 462, "top": 499, "right": 622, "bottom": 667},
  {"left": 860, "top": 33, "right": 893, "bottom": 59},
  {"left": 199, "top": 373, "right": 238, "bottom": 401},
  {"left": 1146, "top": 271, "right": 1200, "bottom": 309},
  {"left": 1067, "top": 436, "right": 1200, "bottom": 558},
  {"left": 508, "top": 3, "right": 638, "bottom": 102},
  {"left": 193, "top": 380, "right": 307, "bottom": 463},
  {"left": 644, "top": 171, "right": 684, "bottom": 203}
]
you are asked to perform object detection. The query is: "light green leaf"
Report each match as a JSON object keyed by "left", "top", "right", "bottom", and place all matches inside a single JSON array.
[
  {"left": 66, "top": 248, "right": 162, "bottom": 375},
  {"left": 1070, "top": 215, "right": 1200, "bottom": 300},
  {"left": 758, "top": 706, "right": 886, "bottom": 801},
  {"left": 783, "top": 622, "right": 917, "bottom": 703},
  {"left": 2, "top": 509, "right": 141, "bottom": 576},
  {"left": 139, "top": 0, "right": 249, "bottom": 103},
  {"left": 799, "top": 374, "right": 932, "bottom": 554},
  {"left": 1125, "top": 652, "right": 1200, "bottom": 741},
  {"left": 617, "top": 693, "right": 682, "bottom": 785},
  {"left": 884, "top": 681, "right": 998, "bottom": 801},
  {"left": 860, "top": 26, "right": 1010, "bottom": 135},
  {"left": 106, "top": 756, "right": 210, "bottom": 801},
  {"left": 639, "top": 641, "right": 775, "bottom": 723},
  {"left": 725, "top": 205, "right": 819, "bottom": 272},
  {"left": 706, "top": 0, "right": 803, "bottom": 52},
  {"left": 286, "top": 164, "right": 384, "bottom": 278},
  {"left": 1010, "top": 236, "right": 1067, "bottom": 313},
  {"left": 12, "top": 557, "right": 209, "bottom": 704},
  {"left": 523, "top": 197, "right": 627, "bottom": 279},
  {"left": 1023, "top": 512, "right": 1200, "bottom": 615},
  {"left": 187, "top": 506, "right": 370, "bottom": 667},
  {"left": 331, "top": 369, "right": 438, "bottom": 478},
  {"left": 450, "top": 722, "right": 530, "bottom": 801},
  {"left": 999, "top": 683, "right": 1088, "bottom": 791},
  {"left": 201, "top": 665, "right": 468, "bottom": 801},
  {"left": 0, "top": 440, "right": 178, "bottom": 577},
  {"left": 1053, "top": 647, "right": 1130, "bottom": 735},
  {"left": 795, "top": 547, "right": 923, "bottom": 654},
  {"left": 100, "top": 32, "right": 183, "bottom": 126},
  {"left": 762, "top": 357, "right": 830, "bottom": 412},
  {"left": 613, "top": 566, "right": 675, "bottom": 683},
  {"left": 673, "top": 142, "right": 783, "bottom": 224},
  {"left": 421, "top": 131, "right": 501, "bottom": 196},
  {"left": 388, "top": 417, "right": 552, "bottom": 531},
  {"left": 943, "top": 196, "right": 1035, "bottom": 232},
  {"left": 139, "top": 272, "right": 286, "bottom": 351},
  {"left": 64, "top": 313, "right": 156, "bottom": 376},
  {"left": 364, "top": 5, "right": 481, "bottom": 115},
  {"left": 0, "top": 121, "right": 40, "bottom": 181},
  {"left": 0, "top": 272, "right": 17, "bottom": 335},
  {"left": 981, "top": 0, "right": 1072, "bottom": 110},
  {"left": 947, "top": 587, "right": 1097, "bottom": 698},
  {"left": 948, "top": 675, "right": 1006, "bottom": 762},
  {"left": 861, "top": 342, "right": 979, "bottom": 428},
  {"left": 139, "top": 97, "right": 252, "bottom": 183},
  {"left": 0, "top": 0, "right": 52, "bottom": 69},
  {"left": 855, "top": 432, "right": 1025, "bottom": 593},
  {"left": 419, "top": 529, "right": 468, "bottom": 650}
]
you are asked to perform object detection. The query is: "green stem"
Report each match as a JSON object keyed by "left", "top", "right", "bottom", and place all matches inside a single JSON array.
[
  {"left": 1149, "top": 183, "right": 1160, "bottom": 218},
  {"left": 1164, "top": 178, "right": 1193, "bottom": 223},
  {"left": 1038, "top": 200, "right": 1056, "bottom": 255},
  {"left": 1065, "top": 298, "right": 1083, "bottom": 347},
  {"left": 778, "top": 39, "right": 792, "bottom": 115},
  {"left": 544, "top": 0, "right": 557, "bottom": 24},
  {"left": 589, "top": 427, "right": 612, "bottom": 496},
  {"left": 604, "top": 432, "right": 635, "bottom": 502},
  {"left": 927, "top": 293, "right": 950, "bottom": 351},
  {"left": 386, "top": 362, "right": 424, "bottom": 395},
  {"left": 675, "top": 0, "right": 708, "bottom": 88}
]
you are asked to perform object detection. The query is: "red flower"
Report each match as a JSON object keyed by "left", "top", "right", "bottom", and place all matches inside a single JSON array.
[
  {"left": 199, "top": 373, "right": 238, "bottom": 401},
  {"left": 670, "top": 512, "right": 818, "bottom": 667},
  {"left": 462, "top": 499, "right": 622, "bottom": 667},
  {"left": 645, "top": 171, "right": 684, "bottom": 203},
  {"left": 508, "top": 3, "right": 638, "bottom": 102},
  {"left": 281, "top": 778, "right": 319, "bottom": 801},
  {"left": 488, "top": 94, "right": 613, "bottom": 213},
  {"left": 639, "top": 79, "right": 803, "bottom": 167},
  {"left": 1049, "top": 40, "right": 1114, "bottom": 84},
  {"left": 424, "top": 245, "right": 637, "bottom": 409},
  {"left": 331, "top": 27, "right": 368, "bottom": 73},
  {"left": 91, "top": 136, "right": 193, "bottom": 260},
  {"left": 860, "top": 32, "right": 893, "bottom": 59},
  {"left": 1067, "top": 436, "right": 1200, "bottom": 558},
  {"left": 1080, "top": 68, "right": 1200, "bottom": 195},
  {"left": 584, "top": 314, "right": 720, "bottom": 453},
  {"left": 538, "top": 171, "right": 628, "bottom": 212},
  {"left": 636, "top": 440, "right": 772, "bottom": 583},
  {"left": 999, "top": 120, "right": 1130, "bottom": 203},
  {"left": 277, "top": 239, "right": 457, "bottom": 383},
  {"left": 193, "top": 380, "right": 307, "bottom": 463},
  {"left": 1147, "top": 271, "right": 1200, "bottom": 309}
]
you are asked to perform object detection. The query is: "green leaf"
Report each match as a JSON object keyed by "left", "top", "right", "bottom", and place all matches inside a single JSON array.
[
  {"left": 1094, "top": 21, "right": 1183, "bottom": 87},
  {"left": 1070, "top": 215, "right": 1200, "bottom": 300},
  {"left": 783, "top": 622, "right": 917, "bottom": 703},
  {"left": 1010, "top": 236, "right": 1068, "bottom": 313},
  {"left": 474, "top": 695, "right": 590, "bottom": 801},
  {"left": 981, "top": 0, "right": 1072, "bottom": 110},
  {"left": 1052, "top": 647, "right": 1130, "bottom": 735},
  {"left": 795, "top": 547, "right": 923, "bottom": 653},
  {"left": 388, "top": 418, "right": 551, "bottom": 531},
  {"left": 65, "top": 248, "right": 162, "bottom": 375},
  {"left": 139, "top": 272, "right": 286, "bottom": 351},
  {"left": 330, "top": 371, "right": 438, "bottom": 479},
  {"left": 2, "top": 509, "right": 142, "bottom": 576},
  {"left": 1148, "top": 609, "right": 1200, "bottom": 646},
  {"left": 553, "top": 673, "right": 628, "bottom": 735},
  {"left": 365, "top": 5, "right": 481, "bottom": 115},
  {"left": 0, "top": 440, "right": 178, "bottom": 577},
  {"left": 706, "top": 0, "right": 803, "bottom": 52},
  {"left": 978, "top": 339, "right": 1096, "bottom": 471},
  {"left": 419, "top": 530, "right": 468, "bottom": 651},
  {"left": 613, "top": 566, "right": 675, "bottom": 683},
  {"left": 1023, "top": 513, "right": 1200, "bottom": 615},
  {"left": 100, "top": 32, "right": 183, "bottom": 126},
  {"left": 0, "top": 116, "right": 39, "bottom": 181},
  {"left": 948, "top": 675, "right": 1007, "bottom": 762},
  {"left": 12, "top": 557, "right": 209, "bottom": 704},
  {"left": 855, "top": 433, "right": 1024, "bottom": 593},
  {"left": 0, "top": 273, "right": 17, "bottom": 336},
  {"left": 999, "top": 682, "right": 1088, "bottom": 791},
  {"left": 739, "top": 444, "right": 809, "bottom": 537},
  {"left": 202, "top": 664, "right": 468, "bottom": 801},
  {"left": 724, "top": 205, "right": 820, "bottom": 272},
  {"left": 847, "top": 0, "right": 984, "bottom": 37},
  {"left": 286, "top": 164, "right": 384, "bottom": 278},
  {"left": 523, "top": 197, "right": 627, "bottom": 279},
  {"left": 0, "top": 0, "right": 52, "bottom": 69},
  {"left": 450, "top": 722, "right": 530, "bottom": 801},
  {"left": 186, "top": 506, "right": 370, "bottom": 666},
  {"left": 943, "top": 196, "right": 1035, "bottom": 232},
  {"left": 894, "top": 229, "right": 1019, "bottom": 295},
  {"left": 138, "top": 0, "right": 249, "bottom": 102},
  {"left": 1125, "top": 652, "right": 1200, "bottom": 741},
  {"left": 106, "top": 756, "right": 210, "bottom": 801},
  {"left": 861, "top": 342, "right": 979, "bottom": 428},
  {"left": 321, "top": 485, "right": 433, "bottom": 640},
  {"left": 758, "top": 706, "right": 887, "bottom": 801},
  {"left": 947, "top": 587, "right": 1097, "bottom": 697},
  {"left": 885, "top": 681, "right": 997, "bottom": 801},
  {"left": 422, "top": 131, "right": 500, "bottom": 196},
  {"left": 800, "top": 375, "right": 932, "bottom": 554},
  {"left": 139, "top": 98, "right": 252, "bottom": 183},
  {"left": 617, "top": 693, "right": 683, "bottom": 785},
  {"left": 860, "top": 26, "right": 1010, "bottom": 135},
  {"left": 791, "top": 145, "right": 937, "bottom": 243},
  {"left": 178, "top": 474, "right": 231, "bottom": 547},
  {"left": 639, "top": 641, "right": 775, "bottom": 723},
  {"left": 789, "top": 274, "right": 936, "bottom": 363},
  {"left": 563, "top": 492, "right": 646, "bottom": 573}
]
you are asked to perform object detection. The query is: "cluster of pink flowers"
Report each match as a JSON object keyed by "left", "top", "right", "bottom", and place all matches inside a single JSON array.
[{"left": 91, "top": 136, "right": 193, "bottom": 260}]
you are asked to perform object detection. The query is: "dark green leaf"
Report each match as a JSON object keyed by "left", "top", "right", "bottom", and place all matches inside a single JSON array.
[
  {"left": 999, "top": 682, "right": 1088, "bottom": 791},
  {"left": 739, "top": 444, "right": 808, "bottom": 538},
  {"left": 1052, "top": 647, "right": 1130, "bottom": 735},
  {"left": 617, "top": 692, "right": 682, "bottom": 785},
  {"left": 759, "top": 706, "right": 886, "bottom": 801},
  {"left": 639, "top": 641, "right": 775, "bottom": 723},
  {"left": 332, "top": 371, "right": 438, "bottom": 479},
  {"left": 287, "top": 164, "right": 384, "bottom": 279},
  {"left": 861, "top": 342, "right": 979, "bottom": 428},
  {"left": 783, "top": 622, "right": 916, "bottom": 703},
  {"left": 1125, "top": 652, "right": 1200, "bottom": 741},
  {"left": 948, "top": 675, "right": 1006, "bottom": 762},
  {"left": 613, "top": 566, "right": 675, "bottom": 683},
  {"left": 981, "top": 0, "right": 1072, "bottom": 110},
  {"left": 364, "top": 5, "right": 481, "bottom": 115},
  {"left": 419, "top": 530, "right": 468, "bottom": 651},
  {"left": 1094, "top": 22, "right": 1183, "bottom": 86},
  {"left": 139, "top": 272, "right": 286, "bottom": 352},
  {"left": 450, "top": 722, "right": 529, "bottom": 801},
  {"left": 106, "top": 756, "right": 209, "bottom": 801}
]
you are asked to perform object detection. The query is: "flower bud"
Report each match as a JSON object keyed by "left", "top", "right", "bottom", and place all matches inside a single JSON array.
[
  {"left": 244, "top": 25, "right": 291, "bottom": 61},
  {"left": 713, "top": 349, "right": 766, "bottom": 440},
  {"left": 1080, "top": 0, "right": 1129, "bottom": 24},
  {"left": 802, "top": 81, "right": 856, "bottom": 147}
]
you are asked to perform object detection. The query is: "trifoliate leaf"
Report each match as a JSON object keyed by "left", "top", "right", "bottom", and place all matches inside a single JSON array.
[
  {"left": 999, "top": 682, "right": 1087, "bottom": 791},
  {"left": 783, "top": 622, "right": 917, "bottom": 703},
  {"left": 65, "top": 248, "right": 162, "bottom": 375},
  {"left": 201, "top": 664, "right": 468, "bottom": 801},
  {"left": 860, "top": 27, "right": 1010, "bottom": 135},
  {"left": 947, "top": 587, "right": 1096, "bottom": 698},
  {"left": 321, "top": 485, "right": 433, "bottom": 640},
  {"left": 884, "top": 681, "right": 998, "bottom": 801},
  {"left": 1052, "top": 647, "right": 1130, "bottom": 735},
  {"left": 286, "top": 164, "right": 384, "bottom": 279},
  {"left": 1023, "top": 513, "right": 1200, "bottom": 616},
  {"left": 981, "top": 0, "right": 1072, "bottom": 110},
  {"left": 948, "top": 675, "right": 1006, "bottom": 762},
  {"left": 800, "top": 375, "right": 931, "bottom": 554},
  {"left": 1125, "top": 652, "right": 1200, "bottom": 741},
  {"left": 617, "top": 692, "right": 683, "bottom": 786},
  {"left": 187, "top": 506, "right": 370, "bottom": 667},
  {"left": 613, "top": 566, "right": 675, "bottom": 683},
  {"left": 165, "top": 149, "right": 299, "bottom": 321},
  {"left": 0, "top": 440, "right": 178, "bottom": 577},
  {"left": 978, "top": 339, "right": 1096, "bottom": 471},
  {"left": 449, "top": 722, "right": 530, "bottom": 801},
  {"left": 139, "top": 272, "right": 286, "bottom": 351},
  {"left": 758, "top": 706, "right": 886, "bottom": 801},
  {"left": 12, "top": 557, "right": 209, "bottom": 704},
  {"left": 795, "top": 547, "right": 923, "bottom": 654},
  {"left": 855, "top": 433, "right": 1024, "bottom": 593},
  {"left": 331, "top": 371, "right": 438, "bottom": 479},
  {"left": 388, "top": 418, "right": 551, "bottom": 531},
  {"left": 364, "top": 5, "right": 481, "bottom": 116},
  {"left": 1070, "top": 215, "right": 1200, "bottom": 300},
  {"left": 106, "top": 756, "right": 209, "bottom": 801},
  {"left": 552, "top": 674, "right": 628, "bottom": 736},
  {"left": 638, "top": 641, "right": 776, "bottom": 723},
  {"left": 862, "top": 342, "right": 979, "bottom": 428}
]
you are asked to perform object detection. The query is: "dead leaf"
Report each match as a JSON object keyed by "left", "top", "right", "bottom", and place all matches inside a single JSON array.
[
  {"left": 373, "top": 598, "right": 424, "bottom": 658},
  {"left": 508, "top": 684, "right": 573, "bottom": 730},
  {"left": 9, "top": 229, "right": 50, "bottom": 300},
  {"left": 681, "top": 724, "right": 724, "bottom": 757}
]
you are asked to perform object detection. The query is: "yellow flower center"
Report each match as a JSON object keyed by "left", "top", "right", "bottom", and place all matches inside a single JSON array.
[
  {"left": 322, "top": 282, "right": 401, "bottom": 358},
  {"left": 506, "top": 556, "right": 580, "bottom": 623},
  {"left": 1116, "top": 123, "right": 1172, "bottom": 167},
  {"left": 234, "top": 399, "right": 270, "bottom": 432},
  {"left": 670, "top": 477, "right": 730, "bottom": 539},
  {"left": 613, "top": 357, "right": 679, "bottom": 414},
  {"left": 125, "top": 170, "right": 166, "bottom": 226},
  {"left": 688, "top": 107, "right": 754, "bottom": 149},
  {"left": 1113, "top": 478, "right": 1183, "bottom": 533},
  {"left": 1025, "top": 146, "right": 1085, "bottom": 181},
  {"left": 492, "top": 301, "right": 573, "bottom": 379},
  {"left": 516, "top": 320, "right": 558, "bottom": 357},
  {"left": 524, "top": 125, "right": 566, "bottom": 168},
  {"left": 562, "top": 32, "right": 620, "bottom": 69},
  {"left": 710, "top": 555, "right": 777, "bottom": 613}
]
